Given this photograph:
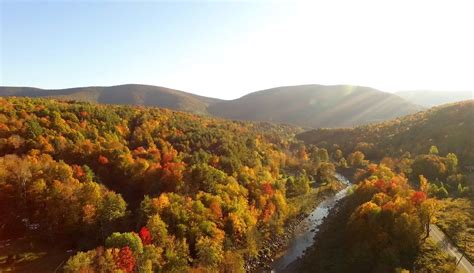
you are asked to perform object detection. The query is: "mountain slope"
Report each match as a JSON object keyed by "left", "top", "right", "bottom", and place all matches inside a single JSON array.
[
  {"left": 1, "top": 84, "right": 423, "bottom": 128},
  {"left": 0, "top": 96, "right": 333, "bottom": 272},
  {"left": 396, "top": 90, "right": 473, "bottom": 107},
  {"left": 0, "top": 84, "right": 220, "bottom": 115},
  {"left": 209, "top": 85, "right": 423, "bottom": 128},
  {"left": 297, "top": 100, "right": 474, "bottom": 167}
]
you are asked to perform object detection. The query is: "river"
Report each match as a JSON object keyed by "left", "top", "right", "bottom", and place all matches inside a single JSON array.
[{"left": 270, "top": 173, "right": 351, "bottom": 272}]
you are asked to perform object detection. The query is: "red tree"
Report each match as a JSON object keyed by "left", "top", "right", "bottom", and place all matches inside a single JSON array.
[
  {"left": 209, "top": 201, "right": 223, "bottom": 219},
  {"left": 374, "top": 179, "right": 387, "bottom": 192},
  {"left": 72, "top": 165, "right": 85, "bottom": 178},
  {"left": 116, "top": 246, "right": 136, "bottom": 273},
  {"left": 262, "top": 183, "right": 274, "bottom": 196},
  {"left": 139, "top": 226, "right": 152, "bottom": 245},
  {"left": 98, "top": 155, "right": 109, "bottom": 165},
  {"left": 411, "top": 191, "right": 427, "bottom": 205}
]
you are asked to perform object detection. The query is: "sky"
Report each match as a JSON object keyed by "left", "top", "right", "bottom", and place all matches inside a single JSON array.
[{"left": 1, "top": 0, "right": 473, "bottom": 99}]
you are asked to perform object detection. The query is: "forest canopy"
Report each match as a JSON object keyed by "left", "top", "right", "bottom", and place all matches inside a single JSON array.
[
  {"left": 297, "top": 101, "right": 474, "bottom": 168},
  {"left": 0, "top": 97, "right": 338, "bottom": 272}
]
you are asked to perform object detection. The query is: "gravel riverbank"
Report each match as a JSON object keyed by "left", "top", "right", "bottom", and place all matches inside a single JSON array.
[{"left": 244, "top": 180, "right": 346, "bottom": 272}]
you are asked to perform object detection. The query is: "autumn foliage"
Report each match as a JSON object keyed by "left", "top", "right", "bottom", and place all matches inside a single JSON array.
[
  {"left": 0, "top": 97, "right": 335, "bottom": 272},
  {"left": 139, "top": 227, "right": 152, "bottom": 245}
]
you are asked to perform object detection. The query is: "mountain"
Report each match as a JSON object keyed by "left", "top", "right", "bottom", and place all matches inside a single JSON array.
[
  {"left": 0, "top": 84, "right": 221, "bottom": 115},
  {"left": 1, "top": 84, "right": 423, "bottom": 128},
  {"left": 209, "top": 85, "right": 424, "bottom": 128},
  {"left": 396, "top": 90, "right": 473, "bottom": 107},
  {"left": 297, "top": 100, "right": 474, "bottom": 167}
]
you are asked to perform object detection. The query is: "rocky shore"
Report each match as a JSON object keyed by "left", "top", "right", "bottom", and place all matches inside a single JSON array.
[
  {"left": 244, "top": 211, "right": 310, "bottom": 272},
  {"left": 244, "top": 181, "right": 346, "bottom": 272}
]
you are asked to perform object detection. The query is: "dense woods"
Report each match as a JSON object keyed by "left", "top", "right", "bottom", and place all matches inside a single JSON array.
[
  {"left": 1, "top": 97, "right": 472, "bottom": 272},
  {"left": 2, "top": 1, "right": 472, "bottom": 271},
  {"left": 0, "top": 84, "right": 220, "bottom": 115},
  {"left": 435, "top": 198, "right": 474, "bottom": 261},
  {"left": 297, "top": 100, "right": 474, "bottom": 168},
  {"left": 295, "top": 164, "right": 460, "bottom": 272},
  {"left": 295, "top": 100, "right": 473, "bottom": 273},
  {"left": 0, "top": 97, "right": 339, "bottom": 272}
]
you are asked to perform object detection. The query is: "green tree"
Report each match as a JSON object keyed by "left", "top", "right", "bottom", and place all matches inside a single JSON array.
[
  {"left": 98, "top": 192, "right": 127, "bottom": 238},
  {"left": 316, "top": 162, "right": 335, "bottom": 184},
  {"left": 164, "top": 238, "right": 190, "bottom": 272},
  {"left": 187, "top": 163, "right": 227, "bottom": 193},
  {"left": 63, "top": 251, "right": 94, "bottom": 273},
  {"left": 105, "top": 232, "right": 143, "bottom": 253},
  {"left": 26, "top": 120, "right": 43, "bottom": 139},
  {"left": 317, "top": 148, "right": 329, "bottom": 162},
  {"left": 138, "top": 245, "right": 164, "bottom": 272},
  {"left": 196, "top": 236, "right": 224, "bottom": 269},
  {"left": 348, "top": 151, "right": 368, "bottom": 167},
  {"left": 412, "top": 154, "right": 447, "bottom": 182},
  {"left": 339, "top": 157, "right": 348, "bottom": 168},
  {"left": 429, "top": 145, "right": 439, "bottom": 155},
  {"left": 147, "top": 214, "right": 168, "bottom": 245},
  {"left": 286, "top": 171, "right": 310, "bottom": 196},
  {"left": 444, "top": 153, "right": 458, "bottom": 174},
  {"left": 333, "top": 149, "right": 343, "bottom": 161}
]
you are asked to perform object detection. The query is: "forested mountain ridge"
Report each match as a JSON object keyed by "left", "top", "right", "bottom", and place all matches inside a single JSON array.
[
  {"left": 0, "top": 84, "right": 423, "bottom": 128},
  {"left": 297, "top": 100, "right": 474, "bottom": 167},
  {"left": 209, "top": 84, "right": 424, "bottom": 128},
  {"left": 0, "top": 97, "right": 339, "bottom": 272},
  {"left": 0, "top": 84, "right": 220, "bottom": 115}
]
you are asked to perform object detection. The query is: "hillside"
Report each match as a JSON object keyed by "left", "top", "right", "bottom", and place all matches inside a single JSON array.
[
  {"left": 1, "top": 84, "right": 423, "bottom": 128},
  {"left": 291, "top": 165, "right": 461, "bottom": 273},
  {"left": 0, "top": 84, "right": 220, "bottom": 115},
  {"left": 0, "top": 97, "right": 468, "bottom": 273},
  {"left": 209, "top": 84, "right": 424, "bottom": 128},
  {"left": 292, "top": 101, "right": 474, "bottom": 273},
  {"left": 0, "top": 97, "right": 341, "bottom": 272},
  {"left": 396, "top": 90, "right": 473, "bottom": 107},
  {"left": 297, "top": 100, "right": 474, "bottom": 167}
]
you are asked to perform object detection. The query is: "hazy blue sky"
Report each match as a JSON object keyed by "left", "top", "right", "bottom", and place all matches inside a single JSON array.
[{"left": 1, "top": 0, "right": 473, "bottom": 99}]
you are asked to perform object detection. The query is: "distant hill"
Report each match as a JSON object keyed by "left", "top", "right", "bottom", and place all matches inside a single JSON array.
[
  {"left": 297, "top": 100, "right": 474, "bottom": 167},
  {"left": 209, "top": 85, "right": 423, "bottom": 128},
  {"left": 1, "top": 84, "right": 423, "bottom": 128},
  {"left": 0, "top": 84, "right": 220, "bottom": 115},
  {"left": 396, "top": 90, "right": 472, "bottom": 107}
]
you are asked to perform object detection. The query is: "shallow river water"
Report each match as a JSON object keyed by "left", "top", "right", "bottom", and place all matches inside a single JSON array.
[{"left": 270, "top": 173, "right": 351, "bottom": 272}]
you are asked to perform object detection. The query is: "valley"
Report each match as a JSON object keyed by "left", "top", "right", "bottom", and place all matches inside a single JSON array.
[
  {"left": 2, "top": 1, "right": 473, "bottom": 272},
  {"left": 0, "top": 95, "right": 472, "bottom": 273}
]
